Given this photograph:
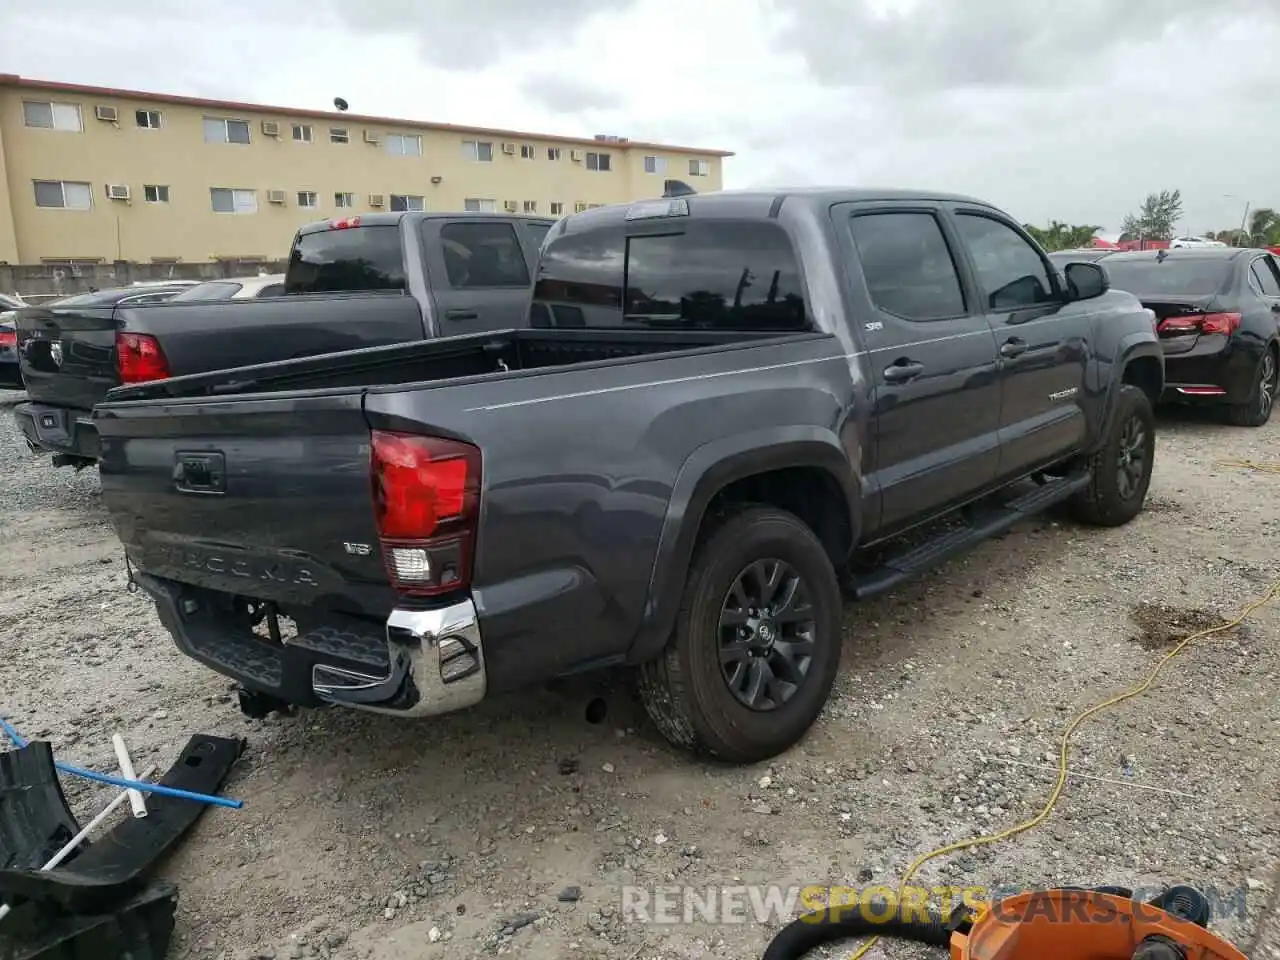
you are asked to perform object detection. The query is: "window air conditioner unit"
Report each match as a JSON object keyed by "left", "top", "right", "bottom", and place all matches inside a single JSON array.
[
  {"left": 501, "top": 142, "right": 516, "bottom": 155},
  {"left": 95, "top": 105, "right": 119, "bottom": 123},
  {"left": 363, "top": 129, "right": 380, "bottom": 144},
  {"left": 267, "top": 189, "right": 288, "bottom": 204},
  {"left": 368, "top": 193, "right": 385, "bottom": 207},
  {"left": 261, "top": 120, "right": 281, "bottom": 137},
  {"left": 105, "top": 184, "right": 131, "bottom": 201}
]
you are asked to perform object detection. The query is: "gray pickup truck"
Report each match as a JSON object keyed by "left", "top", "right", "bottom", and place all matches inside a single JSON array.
[
  {"left": 14, "top": 212, "right": 552, "bottom": 467},
  {"left": 92, "top": 188, "right": 1164, "bottom": 763}
]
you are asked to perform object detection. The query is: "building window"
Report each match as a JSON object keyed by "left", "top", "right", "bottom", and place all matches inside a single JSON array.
[
  {"left": 463, "top": 140, "right": 493, "bottom": 162},
  {"left": 23, "top": 101, "right": 82, "bottom": 132},
  {"left": 210, "top": 187, "right": 258, "bottom": 214},
  {"left": 297, "top": 191, "right": 318, "bottom": 208},
  {"left": 463, "top": 198, "right": 497, "bottom": 213},
  {"left": 386, "top": 134, "right": 422, "bottom": 157},
  {"left": 523, "top": 201, "right": 538, "bottom": 213},
  {"left": 519, "top": 144, "right": 536, "bottom": 160},
  {"left": 135, "top": 109, "right": 163, "bottom": 130},
  {"left": 390, "top": 194, "right": 424, "bottom": 212},
  {"left": 550, "top": 202, "right": 564, "bottom": 216},
  {"left": 689, "top": 159, "right": 710, "bottom": 177},
  {"left": 547, "top": 147, "right": 561, "bottom": 161},
  {"left": 203, "top": 117, "right": 251, "bottom": 144},
  {"left": 334, "top": 192, "right": 354, "bottom": 209},
  {"left": 586, "top": 152, "right": 611, "bottom": 172},
  {"left": 644, "top": 156, "right": 667, "bottom": 175},
  {"left": 143, "top": 184, "right": 170, "bottom": 204},
  {"left": 33, "top": 180, "right": 92, "bottom": 210},
  {"left": 330, "top": 127, "right": 349, "bottom": 144},
  {"left": 574, "top": 202, "right": 588, "bottom": 213},
  {"left": 292, "top": 123, "right": 313, "bottom": 143}
]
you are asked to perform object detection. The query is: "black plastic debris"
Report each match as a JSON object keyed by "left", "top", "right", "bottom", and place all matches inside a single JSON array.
[
  {"left": 0, "top": 879, "right": 178, "bottom": 960},
  {"left": 0, "top": 734, "right": 242, "bottom": 913}
]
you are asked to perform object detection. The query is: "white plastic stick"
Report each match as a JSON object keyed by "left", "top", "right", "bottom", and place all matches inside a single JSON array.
[
  {"left": 112, "top": 733, "right": 147, "bottom": 818},
  {"left": 0, "top": 764, "right": 157, "bottom": 924}
]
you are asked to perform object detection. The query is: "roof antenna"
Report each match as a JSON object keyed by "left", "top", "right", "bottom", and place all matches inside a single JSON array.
[
  {"left": 333, "top": 97, "right": 349, "bottom": 112},
  {"left": 663, "top": 179, "right": 696, "bottom": 198}
]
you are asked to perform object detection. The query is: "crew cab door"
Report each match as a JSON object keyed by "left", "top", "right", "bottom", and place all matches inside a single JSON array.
[
  {"left": 945, "top": 207, "right": 1091, "bottom": 479},
  {"left": 420, "top": 218, "right": 548, "bottom": 335},
  {"left": 836, "top": 203, "right": 1001, "bottom": 532}
]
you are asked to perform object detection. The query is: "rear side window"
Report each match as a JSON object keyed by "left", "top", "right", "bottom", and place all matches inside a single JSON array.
[
  {"left": 438, "top": 222, "right": 530, "bottom": 288},
  {"left": 532, "top": 220, "right": 809, "bottom": 331},
  {"left": 255, "top": 283, "right": 285, "bottom": 298},
  {"left": 1250, "top": 258, "right": 1280, "bottom": 297},
  {"left": 286, "top": 225, "right": 406, "bottom": 294},
  {"left": 525, "top": 222, "right": 552, "bottom": 250},
  {"left": 849, "top": 212, "right": 966, "bottom": 321},
  {"left": 1101, "top": 257, "right": 1233, "bottom": 297}
]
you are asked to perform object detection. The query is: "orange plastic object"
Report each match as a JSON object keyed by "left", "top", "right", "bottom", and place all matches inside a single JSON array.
[{"left": 950, "top": 890, "right": 1247, "bottom": 960}]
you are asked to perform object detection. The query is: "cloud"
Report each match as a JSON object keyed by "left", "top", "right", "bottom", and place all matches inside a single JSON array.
[{"left": 520, "top": 75, "right": 622, "bottom": 114}]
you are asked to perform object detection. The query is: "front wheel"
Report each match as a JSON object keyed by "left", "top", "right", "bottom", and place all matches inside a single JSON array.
[
  {"left": 637, "top": 506, "right": 843, "bottom": 764},
  {"left": 1226, "top": 348, "right": 1277, "bottom": 427},
  {"left": 1069, "top": 384, "right": 1156, "bottom": 527}
]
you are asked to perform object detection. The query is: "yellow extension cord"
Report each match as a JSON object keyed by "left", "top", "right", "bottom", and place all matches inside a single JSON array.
[{"left": 841, "top": 461, "right": 1280, "bottom": 959}]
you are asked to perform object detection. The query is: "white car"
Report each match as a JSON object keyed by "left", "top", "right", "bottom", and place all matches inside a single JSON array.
[
  {"left": 1169, "top": 236, "right": 1227, "bottom": 249},
  {"left": 168, "top": 274, "right": 287, "bottom": 301}
]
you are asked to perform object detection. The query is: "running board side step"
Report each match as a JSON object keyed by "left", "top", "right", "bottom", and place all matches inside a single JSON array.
[{"left": 846, "top": 471, "right": 1091, "bottom": 601}]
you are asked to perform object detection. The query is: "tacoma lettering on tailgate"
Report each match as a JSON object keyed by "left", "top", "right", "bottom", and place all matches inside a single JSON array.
[{"left": 155, "top": 544, "right": 319, "bottom": 586}]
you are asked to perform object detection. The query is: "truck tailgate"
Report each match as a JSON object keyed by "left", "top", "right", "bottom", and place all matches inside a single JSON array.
[
  {"left": 96, "top": 390, "right": 391, "bottom": 615},
  {"left": 15, "top": 307, "right": 118, "bottom": 409}
]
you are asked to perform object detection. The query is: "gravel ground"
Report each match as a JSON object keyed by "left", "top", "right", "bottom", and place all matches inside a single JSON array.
[{"left": 0, "top": 386, "right": 1277, "bottom": 960}]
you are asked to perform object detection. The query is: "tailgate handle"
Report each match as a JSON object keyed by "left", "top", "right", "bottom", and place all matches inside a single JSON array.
[
  {"left": 445, "top": 309, "right": 479, "bottom": 321},
  {"left": 173, "top": 452, "right": 226, "bottom": 495}
]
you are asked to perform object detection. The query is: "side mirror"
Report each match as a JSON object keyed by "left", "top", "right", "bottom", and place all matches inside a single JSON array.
[{"left": 1063, "top": 261, "right": 1109, "bottom": 301}]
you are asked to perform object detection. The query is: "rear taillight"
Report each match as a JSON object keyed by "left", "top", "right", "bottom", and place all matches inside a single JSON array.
[
  {"left": 115, "top": 332, "right": 170, "bottom": 383},
  {"left": 0, "top": 329, "right": 15, "bottom": 348},
  {"left": 1157, "top": 312, "right": 1241, "bottom": 336},
  {"left": 370, "top": 430, "right": 481, "bottom": 597}
]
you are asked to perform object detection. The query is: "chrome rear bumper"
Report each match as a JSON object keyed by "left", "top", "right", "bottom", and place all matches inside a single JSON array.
[{"left": 311, "top": 600, "right": 487, "bottom": 718}]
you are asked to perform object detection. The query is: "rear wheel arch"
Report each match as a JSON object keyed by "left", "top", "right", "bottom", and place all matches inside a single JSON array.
[{"left": 627, "top": 434, "right": 859, "bottom": 665}]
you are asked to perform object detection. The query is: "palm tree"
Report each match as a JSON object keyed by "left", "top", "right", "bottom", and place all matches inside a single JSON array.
[{"left": 1248, "top": 208, "right": 1280, "bottom": 247}]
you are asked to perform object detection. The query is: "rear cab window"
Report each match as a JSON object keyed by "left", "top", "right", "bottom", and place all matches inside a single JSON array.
[
  {"left": 285, "top": 223, "right": 406, "bottom": 294},
  {"left": 531, "top": 218, "right": 810, "bottom": 331}
]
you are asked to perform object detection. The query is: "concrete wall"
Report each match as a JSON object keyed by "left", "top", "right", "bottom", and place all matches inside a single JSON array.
[{"left": 0, "top": 77, "right": 729, "bottom": 264}]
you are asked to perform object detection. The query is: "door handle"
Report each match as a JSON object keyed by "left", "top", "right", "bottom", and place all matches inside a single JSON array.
[
  {"left": 1000, "top": 338, "right": 1029, "bottom": 359},
  {"left": 445, "top": 309, "right": 479, "bottom": 321},
  {"left": 882, "top": 360, "right": 924, "bottom": 382}
]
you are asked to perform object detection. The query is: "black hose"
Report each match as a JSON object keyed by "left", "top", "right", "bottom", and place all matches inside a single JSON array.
[{"left": 762, "top": 899, "right": 950, "bottom": 960}]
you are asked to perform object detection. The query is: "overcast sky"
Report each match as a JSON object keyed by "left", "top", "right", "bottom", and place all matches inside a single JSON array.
[{"left": 6, "top": 0, "right": 1279, "bottom": 235}]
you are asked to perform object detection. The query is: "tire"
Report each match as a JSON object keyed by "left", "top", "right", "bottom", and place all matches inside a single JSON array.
[
  {"left": 1069, "top": 384, "right": 1155, "bottom": 527},
  {"left": 1225, "top": 347, "right": 1277, "bottom": 427},
  {"left": 636, "top": 505, "right": 843, "bottom": 764}
]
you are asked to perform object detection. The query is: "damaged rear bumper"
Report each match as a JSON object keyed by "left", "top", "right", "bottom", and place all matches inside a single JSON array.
[{"left": 131, "top": 570, "right": 487, "bottom": 719}]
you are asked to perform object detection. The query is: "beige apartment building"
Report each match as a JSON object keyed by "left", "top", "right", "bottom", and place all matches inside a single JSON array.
[{"left": 0, "top": 74, "right": 731, "bottom": 265}]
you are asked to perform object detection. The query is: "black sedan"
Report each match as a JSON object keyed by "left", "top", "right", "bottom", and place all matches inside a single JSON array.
[{"left": 1100, "top": 248, "right": 1280, "bottom": 426}]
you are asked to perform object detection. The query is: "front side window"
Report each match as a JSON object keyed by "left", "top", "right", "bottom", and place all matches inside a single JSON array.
[
  {"left": 438, "top": 222, "right": 530, "bottom": 288},
  {"left": 954, "top": 213, "right": 1056, "bottom": 310},
  {"left": 848, "top": 212, "right": 966, "bottom": 321}
]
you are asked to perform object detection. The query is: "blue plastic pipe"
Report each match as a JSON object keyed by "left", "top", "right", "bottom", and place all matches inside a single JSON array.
[{"left": 0, "top": 716, "right": 243, "bottom": 810}]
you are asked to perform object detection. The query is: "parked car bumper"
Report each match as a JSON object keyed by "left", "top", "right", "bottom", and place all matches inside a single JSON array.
[
  {"left": 14, "top": 401, "right": 100, "bottom": 460},
  {"left": 131, "top": 568, "right": 487, "bottom": 718},
  {"left": 1160, "top": 337, "right": 1261, "bottom": 405}
]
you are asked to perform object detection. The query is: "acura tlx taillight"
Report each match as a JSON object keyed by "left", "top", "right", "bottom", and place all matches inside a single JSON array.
[
  {"left": 370, "top": 430, "right": 481, "bottom": 596},
  {"left": 115, "top": 332, "right": 171, "bottom": 383},
  {"left": 1157, "top": 312, "right": 1242, "bottom": 336}
]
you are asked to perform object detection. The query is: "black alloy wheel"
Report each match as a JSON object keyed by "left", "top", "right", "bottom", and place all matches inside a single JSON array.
[{"left": 717, "top": 559, "right": 816, "bottom": 711}]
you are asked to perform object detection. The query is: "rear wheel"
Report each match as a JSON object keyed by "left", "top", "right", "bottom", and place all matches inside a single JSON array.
[
  {"left": 1070, "top": 384, "right": 1155, "bottom": 527},
  {"left": 637, "top": 506, "right": 843, "bottom": 764},
  {"left": 1226, "top": 348, "right": 1277, "bottom": 427}
]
